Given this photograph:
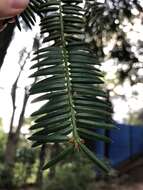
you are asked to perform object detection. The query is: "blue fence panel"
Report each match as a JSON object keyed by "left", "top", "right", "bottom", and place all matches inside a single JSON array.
[
  {"left": 93, "top": 123, "right": 143, "bottom": 166},
  {"left": 132, "top": 126, "right": 143, "bottom": 155},
  {"left": 109, "top": 124, "right": 131, "bottom": 165}
]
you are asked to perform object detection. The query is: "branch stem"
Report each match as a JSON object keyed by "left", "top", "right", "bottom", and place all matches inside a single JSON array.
[{"left": 59, "top": 1, "right": 79, "bottom": 142}]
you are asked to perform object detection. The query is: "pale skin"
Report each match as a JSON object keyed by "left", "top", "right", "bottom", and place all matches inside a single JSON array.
[{"left": 0, "top": 0, "right": 29, "bottom": 30}]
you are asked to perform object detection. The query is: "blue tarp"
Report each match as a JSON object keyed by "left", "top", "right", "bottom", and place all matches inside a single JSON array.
[{"left": 92, "top": 123, "right": 143, "bottom": 166}]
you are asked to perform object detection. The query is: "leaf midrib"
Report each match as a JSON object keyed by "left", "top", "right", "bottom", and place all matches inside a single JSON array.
[{"left": 59, "top": 0, "right": 79, "bottom": 142}]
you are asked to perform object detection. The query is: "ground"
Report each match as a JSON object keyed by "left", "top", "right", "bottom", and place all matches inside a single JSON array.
[{"left": 92, "top": 156, "right": 143, "bottom": 190}]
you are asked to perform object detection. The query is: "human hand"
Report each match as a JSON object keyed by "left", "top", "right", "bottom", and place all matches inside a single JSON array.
[{"left": 0, "top": 0, "right": 29, "bottom": 31}]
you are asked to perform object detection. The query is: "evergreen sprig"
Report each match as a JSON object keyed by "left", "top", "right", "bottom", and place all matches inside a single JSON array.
[{"left": 29, "top": 0, "right": 114, "bottom": 173}]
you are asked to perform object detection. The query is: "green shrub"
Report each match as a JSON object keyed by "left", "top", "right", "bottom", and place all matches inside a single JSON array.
[{"left": 44, "top": 159, "right": 96, "bottom": 190}]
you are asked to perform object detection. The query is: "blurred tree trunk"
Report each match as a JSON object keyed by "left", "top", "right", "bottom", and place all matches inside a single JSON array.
[
  {"left": 5, "top": 89, "right": 29, "bottom": 166},
  {"left": 5, "top": 133, "right": 18, "bottom": 167},
  {"left": 36, "top": 145, "right": 47, "bottom": 189},
  {"left": 48, "top": 143, "right": 60, "bottom": 179},
  {"left": 36, "top": 144, "right": 60, "bottom": 189}
]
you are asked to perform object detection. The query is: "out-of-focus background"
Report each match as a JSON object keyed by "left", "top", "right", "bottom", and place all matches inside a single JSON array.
[{"left": 0, "top": 0, "right": 143, "bottom": 189}]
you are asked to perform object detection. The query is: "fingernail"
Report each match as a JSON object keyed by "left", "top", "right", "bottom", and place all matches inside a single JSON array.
[
  {"left": 8, "top": 17, "right": 16, "bottom": 23},
  {"left": 11, "top": 0, "right": 29, "bottom": 9}
]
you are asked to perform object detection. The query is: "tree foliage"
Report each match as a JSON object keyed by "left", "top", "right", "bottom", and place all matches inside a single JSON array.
[{"left": 85, "top": 0, "right": 143, "bottom": 85}]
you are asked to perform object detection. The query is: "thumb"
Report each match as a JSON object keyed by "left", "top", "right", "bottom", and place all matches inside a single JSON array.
[{"left": 0, "top": 0, "right": 29, "bottom": 19}]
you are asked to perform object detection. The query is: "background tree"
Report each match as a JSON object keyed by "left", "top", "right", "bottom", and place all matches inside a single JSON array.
[
  {"left": 4, "top": 48, "right": 30, "bottom": 168},
  {"left": 85, "top": 0, "right": 143, "bottom": 85}
]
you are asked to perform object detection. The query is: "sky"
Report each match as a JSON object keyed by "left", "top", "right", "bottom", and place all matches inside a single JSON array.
[
  {"left": 0, "top": 12, "right": 143, "bottom": 133},
  {"left": 102, "top": 16, "right": 143, "bottom": 122},
  {"left": 0, "top": 24, "right": 40, "bottom": 132}
]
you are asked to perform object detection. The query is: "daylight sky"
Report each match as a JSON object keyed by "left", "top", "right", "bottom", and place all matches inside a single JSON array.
[{"left": 0, "top": 24, "right": 40, "bottom": 132}]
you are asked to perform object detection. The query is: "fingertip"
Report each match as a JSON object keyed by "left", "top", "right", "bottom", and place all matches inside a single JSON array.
[
  {"left": 10, "top": 0, "right": 29, "bottom": 9},
  {"left": 0, "top": 0, "right": 29, "bottom": 19}
]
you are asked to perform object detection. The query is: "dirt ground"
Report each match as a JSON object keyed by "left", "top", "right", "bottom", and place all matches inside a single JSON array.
[
  {"left": 92, "top": 159, "right": 143, "bottom": 190},
  {"left": 90, "top": 182, "right": 143, "bottom": 190}
]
